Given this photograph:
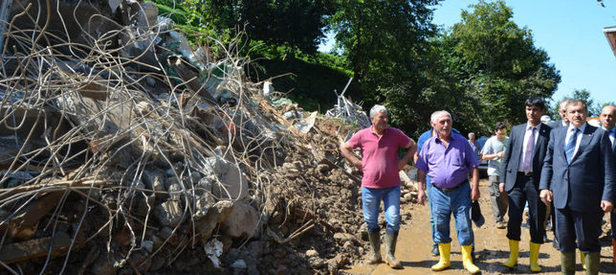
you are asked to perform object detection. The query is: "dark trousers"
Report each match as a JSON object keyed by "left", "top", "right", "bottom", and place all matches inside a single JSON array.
[
  {"left": 555, "top": 207, "right": 603, "bottom": 253},
  {"left": 506, "top": 173, "right": 546, "bottom": 244},
  {"left": 611, "top": 210, "right": 616, "bottom": 239}
]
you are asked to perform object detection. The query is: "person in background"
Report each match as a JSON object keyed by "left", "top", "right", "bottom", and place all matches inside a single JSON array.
[
  {"left": 416, "top": 110, "right": 481, "bottom": 274},
  {"left": 550, "top": 98, "right": 571, "bottom": 129},
  {"left": 499, "top": 97, "right": 551, "bottom": 272},
  {"left": 340, "top": 104, "right": 416, "bottom": 269},
  {"left": 600, "top": 104, "right": 616, "bottom": 263},
  {"left": 540, "top": 99, "right": 615, "bottom": 274},
  {"left": 481, "top": 122, "right": 509, "bottom": 229},
  {"left": 468, "top": 132, "right": 482, "bottom": 164}
]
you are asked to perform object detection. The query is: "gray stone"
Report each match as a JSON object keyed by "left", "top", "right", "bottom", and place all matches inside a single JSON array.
[
  {"left": 154, "top": 200, "right": 182, "bottom": 227},
  {"left": 142, "top": 169, "right": 165, "bottom": 192},
  {"left": 231, "top": 259, "right": 246, "bottom": 269},
  {"left": 201, "top": 156, "right": 249, "bottom": 200},
  {"left": 222, "top": 202, "right": 259, "bottom": 238}
]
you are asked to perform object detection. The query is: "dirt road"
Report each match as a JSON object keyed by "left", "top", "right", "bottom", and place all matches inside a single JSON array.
[{"left": 344, "top": 179, "right": 616, "bottom": 274}]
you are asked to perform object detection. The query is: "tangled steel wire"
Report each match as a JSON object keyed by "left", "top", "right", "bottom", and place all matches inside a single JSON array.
[{"left": 0, "top": 0, "right": 307, "bottom": 273}]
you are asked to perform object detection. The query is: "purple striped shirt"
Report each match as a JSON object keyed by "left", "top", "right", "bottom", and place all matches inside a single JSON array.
[{"left": 415, "top": 133, "right": 478, "bottom": 189}]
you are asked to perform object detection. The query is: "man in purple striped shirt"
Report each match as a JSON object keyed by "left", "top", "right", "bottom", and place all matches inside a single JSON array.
[{"left": 415, "top": 110, "right": 481, "bottom": 274}]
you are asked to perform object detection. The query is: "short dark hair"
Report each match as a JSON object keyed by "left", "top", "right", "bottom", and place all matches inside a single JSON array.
[
  {"left": 494, "top": 122, "right": 507, "bottom": 133},
  {"left": 525, "top": 97, "right": 545, "bottom": 110}
]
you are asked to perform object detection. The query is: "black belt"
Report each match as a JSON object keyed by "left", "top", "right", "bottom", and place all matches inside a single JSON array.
[
  {"left": 433, "top": 180, "right": 468, "bottom": 193},
  {"left": 518, "top": 171, "right": 533, "bottom": 177}
]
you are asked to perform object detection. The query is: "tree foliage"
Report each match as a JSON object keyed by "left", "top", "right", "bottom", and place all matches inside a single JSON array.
[
  {"left": 435, "top": 0, "right": 560, "bottom": 135},
  {"left": 328, "top": 0, "right": 441, "bottom": 136},
  {"left": 154, "top": 0, "right": 332, "bottom": 54}
]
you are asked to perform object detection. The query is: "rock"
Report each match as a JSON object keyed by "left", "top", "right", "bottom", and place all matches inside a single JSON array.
[
  {"left": 148, "top": 255, "right": 166, "bottom": 272},
  {"left": 90, "top": 254, "right": 118, "bottom": 275},
  {"left": 193, "top": 200, "right": 233, "bottom": 242},
  {"left": 201, "top": 156, "right": 249, "bottom": 200},
  {"left": 316, "top": 163, "right": 330, "bottom": 175},
  {"left": 142, "top": 169, "right": 165, "bottom": 192},
  {"left": 247, "top": 240, "right": 267, "bottom": 258},
  {"left": 333, "top": 232, "right": 355, "bottom": 243},
  {"left": 327, "top": 255, "right": 348, "bottom": 274},
  {"left": 222, "top": 202, "right": 259, "bottom": 238},
  {"left": 154, "top": 200, "right": 182, "bottom": 227},
  {"left": 231, "top": 259, "right": 246, "bottom": 269},
  {"left": 305, "top": 249, "right": 319, "bottom": 258}
]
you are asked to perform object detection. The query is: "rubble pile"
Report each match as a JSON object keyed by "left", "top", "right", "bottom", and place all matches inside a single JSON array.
[{"left": 0, "top": 0, "right": 418, "bottom": 274}]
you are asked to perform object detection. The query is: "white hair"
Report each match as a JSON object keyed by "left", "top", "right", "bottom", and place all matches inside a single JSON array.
[
  {"left": 430, "top": 110, "right": 452, "bottom": 124},
  {"left": 370, "top": 104, "right": 387, "bottom": 118}
]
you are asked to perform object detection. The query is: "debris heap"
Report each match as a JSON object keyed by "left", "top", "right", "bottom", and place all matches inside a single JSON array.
[{"left": 0, "top": 0, "right": 418, "bottom": 274}]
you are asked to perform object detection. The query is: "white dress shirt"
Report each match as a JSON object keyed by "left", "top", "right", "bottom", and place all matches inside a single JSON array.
[{"left": 565, "top": 123, "right": 587, "bottom": 157}]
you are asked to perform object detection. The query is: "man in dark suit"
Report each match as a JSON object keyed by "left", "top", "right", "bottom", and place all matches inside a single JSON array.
[
  {"left": 499, "top": 97, "right": 551, "bottom": 272},
  {"left": 600, "top": 105, "right": 616, "bottom": 263},
  {"left": 540, "top": 99, "right": 615, "bottom": 274},
  {"left": 549, "top": 98, "right": 571, "bottom": 129}
]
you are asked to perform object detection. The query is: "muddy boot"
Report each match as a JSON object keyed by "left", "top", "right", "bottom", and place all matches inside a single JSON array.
[
  {"left": 366, "top": 229, "right": 381, "bottom": 264},
  {"left": 462, "top": 244, "right": 480, "bottom": 274},
  {"left": 561, "top": 251, "right": 575, "bottom": 275},
  {"left": 529, "top": 242, "right": 541, "bottom": 272},
  {"left": 585, "top": 252, "right": 600, "bottom": 275},
  {"left": 384, "top": 229, "right": 402, "bottom": 269},
  {"left": 503, "top": 239, "right": 519, "bottom": 268},
  {"left": 431, "top": 242, "right": 451, "bottom": 271}
]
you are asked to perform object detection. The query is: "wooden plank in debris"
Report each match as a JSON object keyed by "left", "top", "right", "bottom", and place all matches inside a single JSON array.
[
  {"left": 0, "top": 231, "right": 71, "bottom": 264},
  {"left": 3, "top": 192, "right": 63, "bottom": 239}
]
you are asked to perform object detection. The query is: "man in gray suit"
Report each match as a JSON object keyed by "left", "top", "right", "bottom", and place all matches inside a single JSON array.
[
  {"left": 600, "top": 105, "right": 616, "bottom": 263},
  {"left": 549, "top": 98, "right": 571, "bottom": 129},
  {"left": 499, "top": 97, "right": 551, "bottom": 272},
  {"left": 540, "top": 99, "right": 616, "bottom": 274}
]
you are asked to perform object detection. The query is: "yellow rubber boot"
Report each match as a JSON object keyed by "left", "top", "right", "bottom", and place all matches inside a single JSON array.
[
  {"left": 431, "top": 243, "right": 451, "bottom": 271},
  {"left": 462, "top": 244, "right": 480, "bottom": 274},
  {"left": 503, "top": 239, "right": 519, "bottom": 268},
  {"left": 581, "top": 251, "right": 587, "bottom": 270},
  {"left": 529, "top": 242, "right": 542, "bottom": 272}
]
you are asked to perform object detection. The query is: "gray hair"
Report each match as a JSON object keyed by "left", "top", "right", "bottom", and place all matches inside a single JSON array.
[
  {"left": 468, "top": 132, "right": 476, "bottom": 138},
  {"left": 559, "top": 98, "right": 571, "bottom": 110},
  {"left": 370, "top": 104, "right": 387, "bottom": 118},
  {"left": 430, "top": 110, "right": 452, "bottom": 124}
]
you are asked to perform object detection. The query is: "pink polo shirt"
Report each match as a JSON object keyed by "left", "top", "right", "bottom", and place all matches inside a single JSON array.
[{"left": 347, "top": 127, "right": 411, "bottom": 188}]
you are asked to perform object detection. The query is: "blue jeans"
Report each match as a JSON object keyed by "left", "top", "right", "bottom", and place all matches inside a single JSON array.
[
  {"left": 362, "top": 186, "right": 401, "bottom": 232},
  {"left": 431, "top": 182, "right": 474, "bottom": 246},
  {"left": 426, "top": 176, "right": 437, "bottom": 247}
]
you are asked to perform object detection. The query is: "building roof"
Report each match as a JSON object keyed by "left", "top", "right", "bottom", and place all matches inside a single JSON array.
[{"left": 603, "top": 26, "right": 616, "bottom": 57}]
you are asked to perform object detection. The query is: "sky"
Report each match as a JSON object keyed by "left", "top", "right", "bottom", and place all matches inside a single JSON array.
[
  {"left": 431, "top": 0, "right": 616, "bottom": 106},
  {"left": 319, "top": 0, "right": 616, "bottom": 107}
]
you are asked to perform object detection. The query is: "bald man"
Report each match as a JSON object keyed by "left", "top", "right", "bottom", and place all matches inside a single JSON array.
[{"left": 601, "top": 105, "right": 616, "bottom": 263}]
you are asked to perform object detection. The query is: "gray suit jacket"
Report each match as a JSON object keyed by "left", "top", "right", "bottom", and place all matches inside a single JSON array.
[
  {"left": 539, "top": 125, "right": 616, "bottom": 212},
  {"left": 501, "top": 123, "right": 551, "bottom": 192}
]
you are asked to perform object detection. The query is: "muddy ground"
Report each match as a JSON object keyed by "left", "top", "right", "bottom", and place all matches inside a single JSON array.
[{"left": 345, "top": 179, "right": 616, "bottom": 274}]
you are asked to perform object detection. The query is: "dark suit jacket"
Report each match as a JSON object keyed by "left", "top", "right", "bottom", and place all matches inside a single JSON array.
[
  {"left": 501, "top": 123, "right": 552, "bottom": 193},
  {"left": 539, "top": 125, "right": 616, "bottom": 212}
]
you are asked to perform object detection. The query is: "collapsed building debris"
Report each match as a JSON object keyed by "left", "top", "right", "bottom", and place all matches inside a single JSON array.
[{"left": 0, "top": 0, "right": 418, "bottom": 274}]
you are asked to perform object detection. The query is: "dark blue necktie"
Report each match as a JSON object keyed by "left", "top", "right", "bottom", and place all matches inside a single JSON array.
[{"left": 564, "top": 128, "right": 579, "bottom": 164}]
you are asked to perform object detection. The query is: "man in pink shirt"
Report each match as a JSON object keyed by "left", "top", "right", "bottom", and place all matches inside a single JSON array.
[{"left": 340, "top": 104, "right": 416, "bottom": 269}]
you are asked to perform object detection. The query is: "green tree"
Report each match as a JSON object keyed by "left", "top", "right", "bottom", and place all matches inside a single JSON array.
[
  {"left": 154, "top": 0, "right": 332, "bottom": 54},
  {"left": 328, "top": 0, "right": 441, "bottom": 136},
  {"left": 436, "top": 0, "right": 560, "bottom": 134}
]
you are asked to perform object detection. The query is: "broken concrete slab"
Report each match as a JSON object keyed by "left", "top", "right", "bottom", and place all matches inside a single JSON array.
[
  {"left": 222, "top": 201, "right": 259, "bottom": 238},
  {"left": 200, "top": 156, "right": 248, "bottom": 201}
]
